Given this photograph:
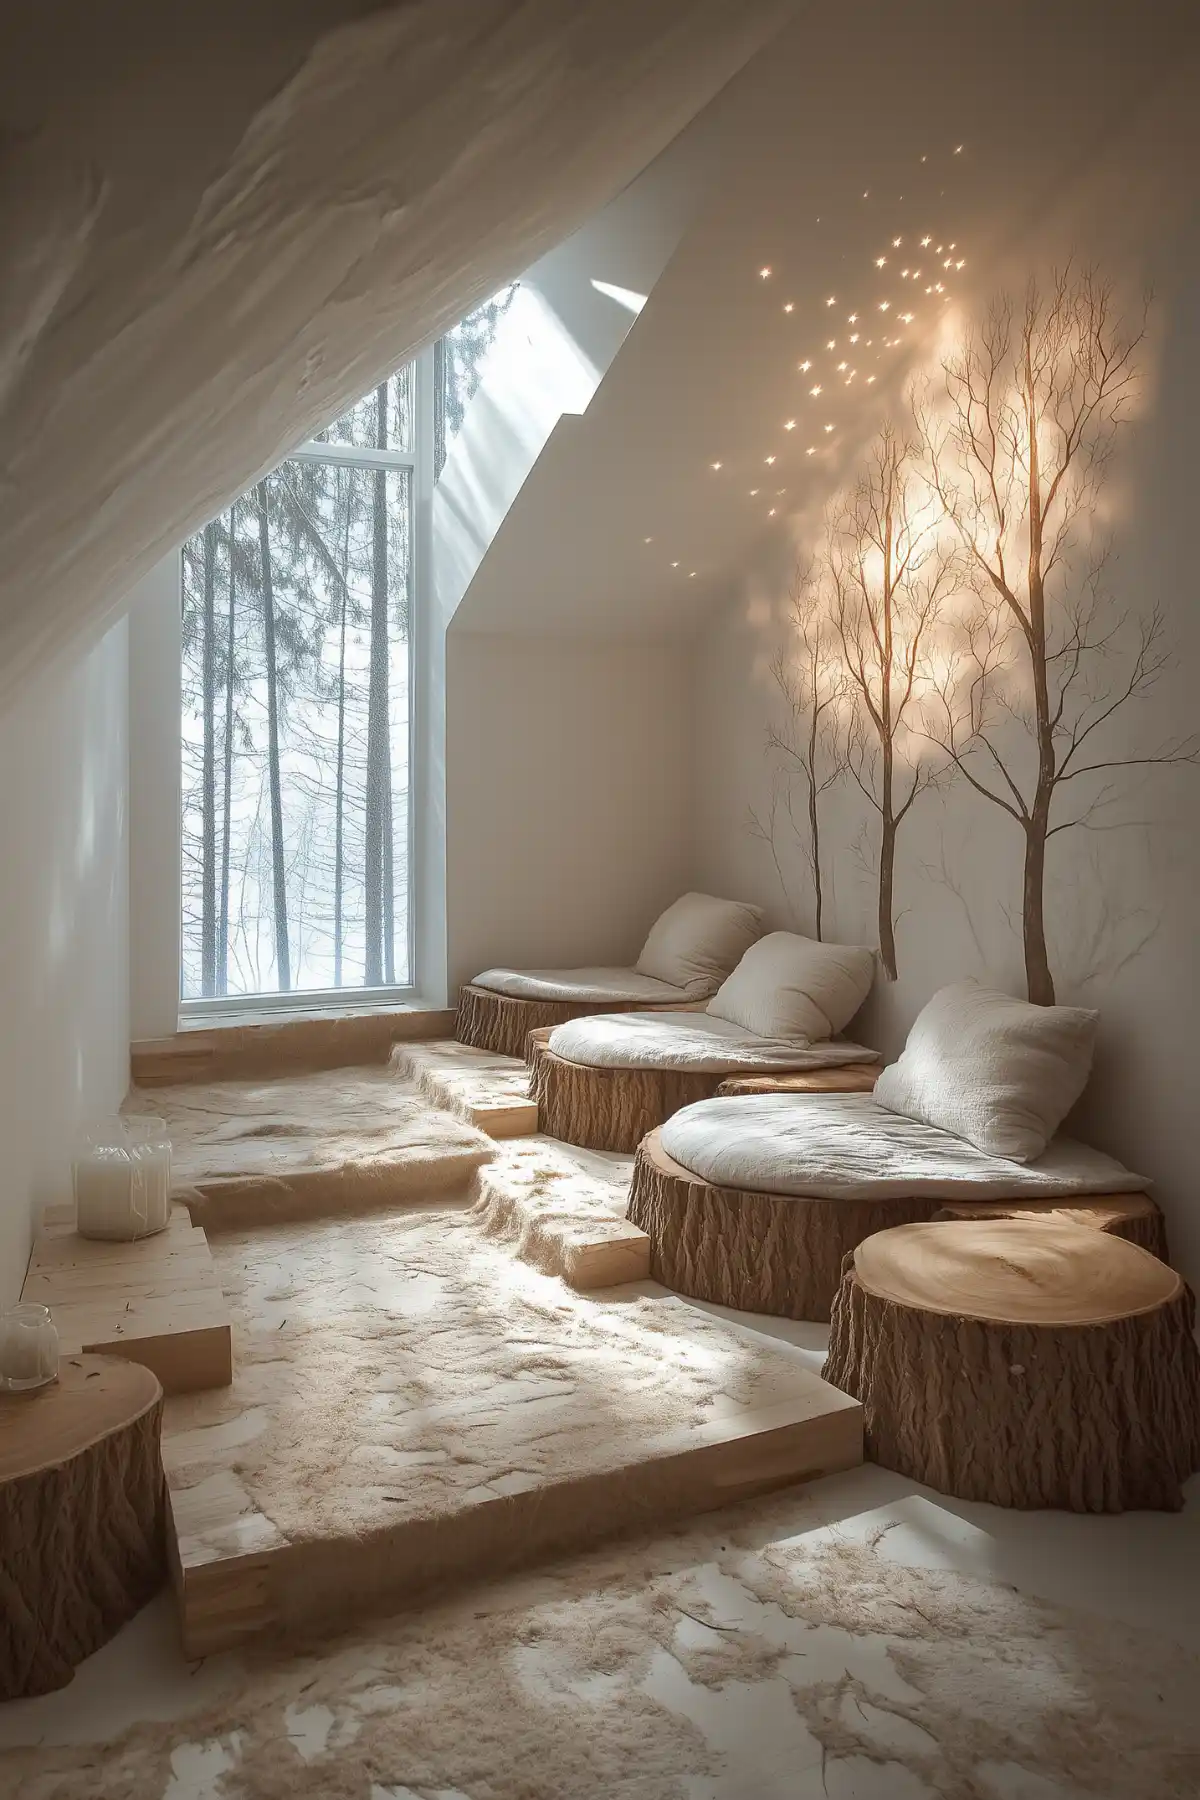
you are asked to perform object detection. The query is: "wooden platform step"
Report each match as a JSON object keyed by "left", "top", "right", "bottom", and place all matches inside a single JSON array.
[
  {"left": 391, "top": 1039, "right": 539, "bottom": 1139},
  {"left": 131, "top": 1005, "right": 457, "bottom": 1087},
  {"left": 123, "top": 1065, "right": 496, "bottom": 1233},
  {"left": 470, "top": 1137, "right": 650, "bottom": 1287},
  {"left": 24, "top": 1205, "right": 232, "bottom": 1395},
  {"left": 162, "top": 1209, "right": 862, "bottom": 1657}
]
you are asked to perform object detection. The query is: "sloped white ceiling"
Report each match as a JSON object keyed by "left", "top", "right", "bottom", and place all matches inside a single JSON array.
[
  {"left": 0, "top": 0, "right": 790, "bottom": 699},
  {"left": 454, "top": 0, "right": 1199, "bottom": 641}
]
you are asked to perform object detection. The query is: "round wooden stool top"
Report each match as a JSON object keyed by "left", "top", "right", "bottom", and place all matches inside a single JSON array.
[
  {"left": 825, "top": 1217, "right": 1200, "bottom": 1511},
  {"left": 853, "top": 1217, "right": 1181, "bottom": 1326},
  {"left": 0, "top": 1354, "right": 161, "bottom": 1482},
  {"left": 1, "top": 1353, "right": 166, "bottom": 1698}
]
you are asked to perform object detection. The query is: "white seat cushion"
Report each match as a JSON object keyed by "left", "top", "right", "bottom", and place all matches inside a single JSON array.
[
  {"left": 635, "top": 893, "right": 763, "bottom": 997},
  {"left": 659, "top": 1093, "right": 1146, "bottom": 1201},
  {"left": 706, "top": 931, "right": 875, "bottom": 1042},
  {"left": 471, "top": 966, "right": 689, "bottom": 1004},
  {"left": 873, "top": 980, "right": 1099, "bottom": 1163},
  {"left": 547, "top": 1011, "right": 877, "bottom": 1074}
]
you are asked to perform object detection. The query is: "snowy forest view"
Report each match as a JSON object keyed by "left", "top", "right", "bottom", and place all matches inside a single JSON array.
[{"left": 181, "top": 288, "right": 517, "bottom": 999}]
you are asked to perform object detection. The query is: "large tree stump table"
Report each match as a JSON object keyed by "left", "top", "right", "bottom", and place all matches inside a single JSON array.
[
  {"left": 530, "top": 1038, "right": 881, "bottom": 1155},
  {"left": 823, "top": 1218, "right": 1200, "bottom": 1512},
  {"left": 0, "top": 1354, "right": 167, "bottom": 1698}
]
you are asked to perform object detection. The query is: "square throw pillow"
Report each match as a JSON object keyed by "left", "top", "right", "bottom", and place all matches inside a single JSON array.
[
  {"left": 873, "top": 979, "right": 1099, "bottom": 1162},
  {"left": 635, "top": 893, "right": 763, "bottom": 997},
  {"left": 706, "top": 931, "right": 876, "bottom": 1042}
]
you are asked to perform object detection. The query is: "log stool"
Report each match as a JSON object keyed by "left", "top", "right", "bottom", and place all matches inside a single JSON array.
[
  {"left": 1, "top": 1354, "right": 167, "bottom": 1697},
  {"left": 823, "top": 1218, "right": 1200, "bottom": 1512}
]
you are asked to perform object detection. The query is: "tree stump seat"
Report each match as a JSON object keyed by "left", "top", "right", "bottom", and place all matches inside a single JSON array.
[
  {"left": 530, "top": 1039, "right": 881, "bottom": 1154},
  {"left": 0, "top": 1354, "right": 166, "bottom": 1698},
  {"left": 823, "top": 1218, "right": 1200, "bottom": 1511},
  {"left": 455, "top": 985, "right": 682, "bottom": 1062}
]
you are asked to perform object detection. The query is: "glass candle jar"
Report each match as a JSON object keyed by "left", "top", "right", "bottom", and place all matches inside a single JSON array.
[
  {"left": 125, "top": 1115, "right": 173, "bottom": 1235},
  {"left": 0, "top": 1302, "right": 59, "bottom": 1390}
]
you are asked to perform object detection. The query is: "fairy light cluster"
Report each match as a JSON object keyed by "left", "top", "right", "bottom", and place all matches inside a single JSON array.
[{"left": 640, "top": 142, "right": 970, "bottom": 573}]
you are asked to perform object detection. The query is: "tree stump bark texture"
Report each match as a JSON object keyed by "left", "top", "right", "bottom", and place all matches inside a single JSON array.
[
  {"left": 824, "top": 1219, "right": 1200, "bottom": 1511},
  {"left": 0, "top": 1354, "right": 166, "bottom": 1698}
]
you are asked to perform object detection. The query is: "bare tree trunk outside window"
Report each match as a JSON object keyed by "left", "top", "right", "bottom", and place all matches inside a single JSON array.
[
  {"left": 200, "top": 522, "right": 218, "bottom": 995},
  {"left": 218, "top": 501, "right": 237, "bottom": 995},
  {"left": 364, "top": 384, "right": 391, "bottom": 987},
  {"left": 257, "top": 485, "right": 291, "bottom": 991},
  {"left": 333, "top": 481, "right": 349, "bottom": 988}
]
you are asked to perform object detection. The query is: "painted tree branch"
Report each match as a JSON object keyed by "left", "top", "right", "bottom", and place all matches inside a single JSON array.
[
  {"left": 759, "top": 555, "right": 850, "bottom": 938},
  {"left": 920, "top": 268, "right": 1196, "bottom": 1003},
  {"left": 828, "top": 424, "right": 952, "bottom": 979}
]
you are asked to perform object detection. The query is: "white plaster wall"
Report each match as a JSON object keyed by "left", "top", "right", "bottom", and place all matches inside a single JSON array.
[
  {"left": 0, "top": 624, "right": 130, "bottom": 1305},
  {"left": 445, "top": 634, "right": 694, "bottom": 993}
]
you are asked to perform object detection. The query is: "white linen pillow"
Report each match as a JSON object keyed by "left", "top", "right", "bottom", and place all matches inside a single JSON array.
[
  {"left": 706, "top": 931, "right": 876, "bottom": 1042},
  {"left": 872, "top": 979, "right": 1099, "bottom": 1163},
  {"left": 635, "top": 893, "right": 763, "bottom": 997}
]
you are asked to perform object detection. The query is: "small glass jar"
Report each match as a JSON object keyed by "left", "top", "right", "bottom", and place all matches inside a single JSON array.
[
  {"left": 125, "top": 1115, "right": 173, "bottom": 1236},
  {"left": 0, "top": 1302, "right": 59, "bottom": 1390}
]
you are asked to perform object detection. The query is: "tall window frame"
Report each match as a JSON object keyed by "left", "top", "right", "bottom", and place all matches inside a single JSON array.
[{"left": 179, "top": 348, "right": 435, "bottom": 1018}]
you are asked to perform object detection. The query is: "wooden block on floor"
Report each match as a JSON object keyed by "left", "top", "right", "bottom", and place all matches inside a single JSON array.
[
  {"left": 24, "top": 1205, "right": 233, "bottom": 1395},
  {"left": 469, "top": 1137, "right": 649, "bottom": 1288},
  {"left": 393, "top": 1040, "right": 539, "bottom": 1139},
  {"left": 561, "top": 1221, "right": 652, "bottom": 1289},
  {"left": 132, "top": 1005, "right": 458, "bottom": 1087}
]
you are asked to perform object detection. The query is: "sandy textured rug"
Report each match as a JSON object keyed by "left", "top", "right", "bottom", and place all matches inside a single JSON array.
[
  {"left": 468, "top": 1136, "right": 638, "bottom": 1281},
  {"left": 162, "top": 1209, "right": 793, "bottom": 1544},
  {"left": 5, "top": 1490, "right": 1196, "bottom": 1800},
  {"left": 124, "top": 1072, "right": 495, "bottom": 1231}
]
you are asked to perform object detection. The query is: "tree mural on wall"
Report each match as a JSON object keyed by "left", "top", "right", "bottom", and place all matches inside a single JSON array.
[
  {"left": 752, "top": 554, "right": 848, "bottom": 939},
  {"left": 920, "top": 269, "right": 1198, "bottom": 1004},
  {"left": 829, "top": 424, "right": 954, "bottom": 979}
]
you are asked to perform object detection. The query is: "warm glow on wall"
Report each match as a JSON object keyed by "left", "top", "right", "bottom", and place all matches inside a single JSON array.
[
  {"left": 760, "top": 267, "right": 772, "bottom": 279},
  {"left": 784, "top": 419, "right": 796, "bottom": 430}
]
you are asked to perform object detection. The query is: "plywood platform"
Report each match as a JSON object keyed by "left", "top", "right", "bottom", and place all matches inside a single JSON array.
[
  {"left": 123, "top": 1068, "right": 495, "bottom": 1232},
  {"left": 23, "top": 1205, "right": 232, "bottom": 1395},
  {"left": 163, "top": 1208, "right": 861, "bottom": 1656},
  {"left": 392, "top": 1039, "right": 539, "bottom": 1138}
]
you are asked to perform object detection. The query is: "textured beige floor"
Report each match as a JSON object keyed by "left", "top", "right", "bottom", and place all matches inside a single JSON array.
[
  {"left": 161, "top": 1205, "right": 832, "bottom": 1546},
  {"left": 124, "top": 1070, "right": 495, "bottom": 1230}
]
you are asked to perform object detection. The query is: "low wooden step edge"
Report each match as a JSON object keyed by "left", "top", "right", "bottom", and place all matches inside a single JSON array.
[{"left": 132, "top": 1006, "right": 458, "bottom": 1087}]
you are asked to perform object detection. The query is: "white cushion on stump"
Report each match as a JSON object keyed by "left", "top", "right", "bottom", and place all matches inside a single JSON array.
[
  {"left": 659, "top": 1092, "right": 1146, "bottom": 1202},
  {"left": 471, "top": 966, "right": 688, "bottom": 1004},
  {"left": 873, "top": 980, "right": 1099, "bottom": 1163},
  {"left": 546, "top": 1010, "right": 877, "bottom": 1074},
  {"left": 634, "top": 893, "right": 763, "bottom": 997},
  {"left": 706, "top": 931, "right": 876, "bottom": 1043}
]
